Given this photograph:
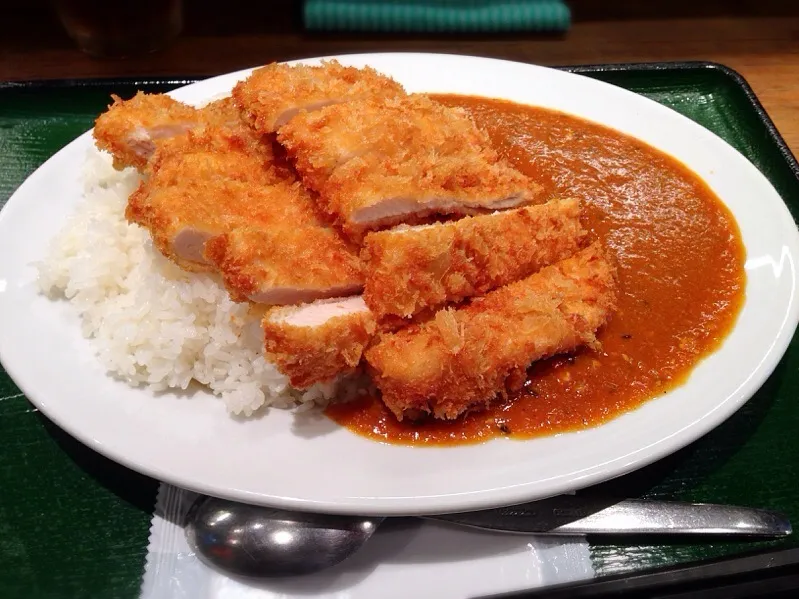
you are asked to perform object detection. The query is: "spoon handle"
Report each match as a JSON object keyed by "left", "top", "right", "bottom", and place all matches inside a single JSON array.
[{"left": 428, "top": 498, "right": 792, "bottom": 537}]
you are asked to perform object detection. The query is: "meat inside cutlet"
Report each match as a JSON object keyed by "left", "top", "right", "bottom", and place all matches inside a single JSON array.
[
  {"left": 278, "top": 94, "right": 543, "bottom": 238},
  {"left": 366, "top": 243, "right": 617, "bottom": 420},
  {"left": 233, "top": 59, "right": 405, "bottom": 133},
  {"left": 263, "top": 296, "right": 376, "bottom": 388},
  {"left": 94, "top": 92, "right": 241, "bottom": 171},
  {"left": 362, "top": 198, "right": 588, "bottom": 320}
]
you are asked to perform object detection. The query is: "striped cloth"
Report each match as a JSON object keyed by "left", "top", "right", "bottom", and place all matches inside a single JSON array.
[{"left": 304, "top": 0, "right": 571, "bottom": 32}]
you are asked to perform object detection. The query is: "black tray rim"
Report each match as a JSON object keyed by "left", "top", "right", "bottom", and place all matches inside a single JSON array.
[{"left": 1, "top": 60, "right": 797, "bottom": 180}]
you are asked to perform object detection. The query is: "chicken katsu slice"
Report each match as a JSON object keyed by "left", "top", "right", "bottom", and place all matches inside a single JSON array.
[
  {"left": 126, "top": 117, "right": 365, "bottom": 299},
  {"left": 366, "top": 243, "right": 616, "bottom": 420},
  {"left": 278, "top": 94, "right": 490, "bottom": 192},
  {"left": 126, "top": 127, "right": 312, "bottom": 272},
  {"left": 280, "top": 94, "right": 542, "bottom": 237},
  {"left": 326, "top": 152, "right": 541, "bottom": 238},
  {"left": 146, "top": 122, "right": 281, "bottom": 184},
  {"left": 233, "top": 60, "right": 405, "bottom": 133},
  {"left": 263, "top": 296, "right": 376, "bottom": 388},
  {"left": 94, "top": 92, "right": 199, "bottom": 170},
  {"left": 94, "top": 92, "right": 249, "bottom": 171},
  {"left": 129, "top": 177, "right": 326, "bottom": 273},
  {"left": 196, "top": 96, "right": 243, "bottom": 129},
  {"left": 362, "top": 198, "right": 587, "bottom": 320},
  {"left": 129, "top": 180, "right": 281, "bottom": 272},
  {"left": 204, "top": 224, "right": 365, "bottom": 304}
]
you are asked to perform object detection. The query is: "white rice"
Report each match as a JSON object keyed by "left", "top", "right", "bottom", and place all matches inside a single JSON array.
[{"left": 36, "top": 150, "right": 339, "bottom": 416}]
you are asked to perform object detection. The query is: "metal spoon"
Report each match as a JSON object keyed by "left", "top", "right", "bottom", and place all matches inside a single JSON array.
[
  {"left": 185, "top": 495, "right": 791, "bottom": 578},
  {"left": 186, "top": 499, "right": 382, "bottom": 577}
]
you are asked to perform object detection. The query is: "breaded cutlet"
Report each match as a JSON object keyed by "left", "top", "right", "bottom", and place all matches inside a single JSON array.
[
  {"left": 233, "top": 60, "right": 405, "bottom": 133},
  {"left": 278, "top": 93, "right": 489, "bottom": 193},
  {"left": 204, "top": 222, "right": 365, "bottom": 304},
  {"left": 362, "top": 198, "right": 588, "bottom": 320},
  {"left": 279, "top": 94, "right": 543, "bottom": 239},
  {"left": 128, "top": 124, "right": 365, "bottom": 302},
  {"left": 262, "top": 296, "right": 376, "bottom": 388},
  {"left": 125, "top": 123, "right": 289, "bottom": 272},
  {"left": 366, "top": 243, "right": 617, "bottom": 420},
  {"left": 94, "top": 93, "right": 242, "bottom": 171}
]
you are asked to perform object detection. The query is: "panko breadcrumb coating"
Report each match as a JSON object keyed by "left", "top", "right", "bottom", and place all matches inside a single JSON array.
[
  {"left": 362, "top": 198, "right": 588, "bottom": 320},
  {"left": 278, "top": 93, "right": 490, "bottom": 193},
  {"left": 233, "top": 59, "right": 405, "bottom": 133},
  {"left": 279, "top": 94, "right": 542, "bottom": 239},
  {"left": 125, "top": 124, "right": 290, "bottom": 272},
  {"left": 94, "top": 93, "right": 243, "bottom": 171},
  {"left": 263, "top": 297, "right": 376, "bottom": 388},
  {"left": 128, "top": 125, "right": 364, "bottom": 301},
  {"left": 366, "top": 243, "right": 617, "bottom": 420},
  {"left": 204, "top": 222, "right": 365, "bottom": 304}
]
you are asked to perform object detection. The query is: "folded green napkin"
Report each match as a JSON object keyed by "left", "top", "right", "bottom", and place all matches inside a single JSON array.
[{"left": 304, "top": 0, "right": 571, "bottom": 32}]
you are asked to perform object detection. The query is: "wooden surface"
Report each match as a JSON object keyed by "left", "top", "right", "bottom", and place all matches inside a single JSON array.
[{"left": 2, "top": 1, "right": 799, "bottom": 154}]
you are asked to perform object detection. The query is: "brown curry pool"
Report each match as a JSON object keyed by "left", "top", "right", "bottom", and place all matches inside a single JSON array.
[{"left": 326, "top": 94, "right": 746, "bottom": 446}]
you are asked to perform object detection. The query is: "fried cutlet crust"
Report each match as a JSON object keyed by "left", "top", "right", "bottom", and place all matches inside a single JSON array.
[
  {"left": 94, "top": 92, "right": 199, "bottom": 170},
  {"left": 325, "top": 149, "right": 539, "bottom": 237},
  {"left": 125, "top": 111, "right": 366, "bottom": 301},
  {"left": 366, "top": 243, "right": 617, "bottom": 420},
  {"left": 204, "top": 222, "right": 365, "bottom": 304},
  {"left": 279, "top": 94, "right": 542, "bottom": 239},
  {"left": 143, "top": 122, "right": 281, "bottom": 182},
  {"left": 93, "top": 91, "right": 257, "bottom": 172},
  {"left": 262, "top": 299, "right": 377, "bottom": 388},
  {"left": 362, "top": 198, "right": 588, "bottom": 320},
  {"left": 233, "top": 60, "right": 405, "bottom": 133},
  {"left": 278, "top": 94, "right": 490, "bottom": 193},
  {"left": 125, "top": 124, "right": 292, "bottom": 272}
]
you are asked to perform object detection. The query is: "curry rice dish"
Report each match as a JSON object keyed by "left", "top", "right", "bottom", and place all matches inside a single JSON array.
[{"left": 39, "top": 60, "right": 744, "bottom": 444}]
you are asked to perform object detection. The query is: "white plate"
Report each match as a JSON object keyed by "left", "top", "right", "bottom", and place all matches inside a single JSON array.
[{"left": 1, "top": 53, "right": 797, "bottom": 516}]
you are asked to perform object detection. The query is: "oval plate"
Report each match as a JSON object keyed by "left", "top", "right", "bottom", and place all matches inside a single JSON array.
[{"left": 0, "top": 53, "right": 797, "bottom": 516}]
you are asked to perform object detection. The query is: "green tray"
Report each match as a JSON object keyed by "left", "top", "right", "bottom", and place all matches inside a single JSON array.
[{"left": 1, "top": 62, "right": 798, "bottom": 599}]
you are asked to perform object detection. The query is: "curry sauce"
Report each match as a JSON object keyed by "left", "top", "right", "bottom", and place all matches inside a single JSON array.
[{"left": 326, "top": 95, "right": 746, "bottom": 445}]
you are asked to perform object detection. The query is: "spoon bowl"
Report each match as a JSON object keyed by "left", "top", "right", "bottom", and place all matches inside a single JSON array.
[{"left": 186, "top": 496, "right": 383, "bottom": 577}]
